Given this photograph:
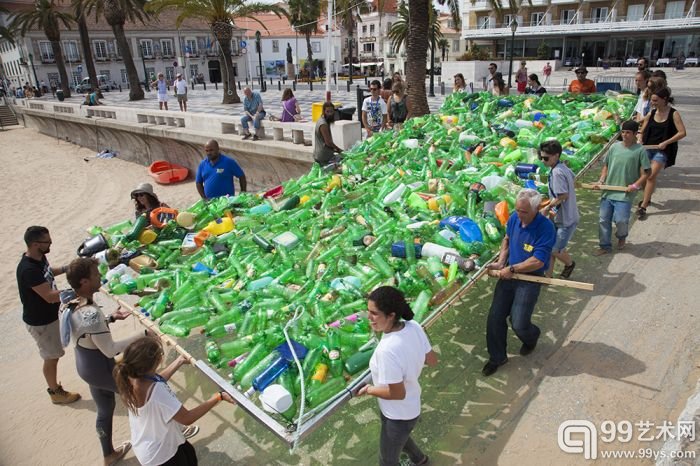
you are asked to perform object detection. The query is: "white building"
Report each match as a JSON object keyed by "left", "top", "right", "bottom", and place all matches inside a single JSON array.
[{"left": 357, "top": 0, "right": 404, "bottom": 75}]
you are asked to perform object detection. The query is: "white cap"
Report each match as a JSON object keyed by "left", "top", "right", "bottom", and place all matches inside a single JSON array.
[{"left": 259, "top": 384, "right": 293, "bottom": 413}]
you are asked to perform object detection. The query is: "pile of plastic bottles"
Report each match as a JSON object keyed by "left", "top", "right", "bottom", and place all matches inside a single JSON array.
[{"left": 90, "top": 91, "right": 635, "bottom": 422}]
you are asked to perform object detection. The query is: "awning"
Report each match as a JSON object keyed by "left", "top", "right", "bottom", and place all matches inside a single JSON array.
[{"left": 342, "top": 62, "right": 384, "bottom": 68}]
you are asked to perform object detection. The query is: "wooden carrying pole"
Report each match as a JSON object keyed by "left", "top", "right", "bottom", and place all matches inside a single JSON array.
[
  {"left": 486, "top": 269, "right": 594, "bottom": 291},
  {"left": 577, "top": 182, "right": 629, "bottom": 192}
]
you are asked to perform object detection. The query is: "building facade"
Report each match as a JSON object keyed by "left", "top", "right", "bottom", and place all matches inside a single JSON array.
[
  {"left": 461, "top": 0, "right": 700, "bottom": 66},
  {"left": 357, "top": 0, "right": 405, "bottom": 75}
]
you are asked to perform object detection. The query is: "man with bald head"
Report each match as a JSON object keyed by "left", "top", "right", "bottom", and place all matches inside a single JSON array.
[
  {"left": 241, "top": 87, "right": 266, "bottom": 141},
  {"left": 195, "top": 140, "right": 247, "bottom": 199}
]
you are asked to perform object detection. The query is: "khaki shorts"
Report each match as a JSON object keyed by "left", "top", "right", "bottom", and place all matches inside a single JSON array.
[
  {"left": 177, "top": 94, "right": 187, "bottom": 103},
  {"left": 26, "top": 320, "right": 64, "bottom": 360}
]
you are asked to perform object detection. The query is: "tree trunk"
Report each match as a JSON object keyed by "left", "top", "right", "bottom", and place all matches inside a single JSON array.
[
  {"left": 216, "top": 34, "right": 241, "bottom": 104},
  {"left": 77, "top": 9, "right": 99, "bottom": 95},
  {"left": 406, "top": 0, "right": 429, "bottom": 116},
  {"left": 111, "top": 23, "right": 144, "bottom": 101},
  {"left": 48, "top": 38, "right": 71, "bottom": 97},
  {"left": 305, "top": 33, "right": 313, "bottom": 78}
]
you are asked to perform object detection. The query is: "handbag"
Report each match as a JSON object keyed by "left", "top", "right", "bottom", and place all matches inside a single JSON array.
[{"left": 284, "top": 105, "right": 303, "bottom": 122}]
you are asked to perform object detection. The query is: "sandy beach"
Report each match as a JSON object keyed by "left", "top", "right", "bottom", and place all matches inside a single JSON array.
[{"left": 0, "top": 126, "right": 217, "bottom": 465}]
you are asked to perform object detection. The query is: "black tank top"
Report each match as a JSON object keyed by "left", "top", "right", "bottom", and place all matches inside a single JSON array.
[{"left": 643, "top": 107, "right": 679, "bottom": 167}]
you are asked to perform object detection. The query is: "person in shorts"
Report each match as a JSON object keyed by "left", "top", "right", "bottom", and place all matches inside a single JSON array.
[
  {"left": 538, "top": 140, "right": 579, "bottom": 278},
  {"left": 153, "top": 72, "right": 169, "bottom": 110},
  {"left": 174, "top": 73, "right": 188, "bottom": 112},
  {"left": 16, "top": 226, "right": 80, "bottom": 404}
]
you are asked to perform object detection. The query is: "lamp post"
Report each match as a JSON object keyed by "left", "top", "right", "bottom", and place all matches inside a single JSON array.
[
  {"left": 140, "top": 43, "right": 150, "bottom": 92},
  {"left": 429, "top": 38, "right": 435, "bottom": 97},
  {"left": 255, "top": 30, "right": 264, "bottom": 91},
  {"left": 27, "top": 53, "right": 40, "bottom": 92},
  {"left": 507, "top": 19, "right": 518, "bottom": 88}
]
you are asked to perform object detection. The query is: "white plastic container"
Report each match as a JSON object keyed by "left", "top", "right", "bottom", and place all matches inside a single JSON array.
[
  {"left": 383, "top": 183, "right": 407, "bottom": 205},
  {"left": 421, "top": 242, "right": 459, "bottom": 259}
]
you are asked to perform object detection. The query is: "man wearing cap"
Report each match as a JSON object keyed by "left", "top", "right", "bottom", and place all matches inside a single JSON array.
[
  {"left": 196, "top": 139, "right": 247, "bottom": 200},
  {"left": 593, "top": 120, "right": 650, "bottom": 255},
  {"left": 174, "top": 73, "right": 188, "bottom": 112},
  {"left": 568, "top": 67, "right": 597, "bottom": 94}
]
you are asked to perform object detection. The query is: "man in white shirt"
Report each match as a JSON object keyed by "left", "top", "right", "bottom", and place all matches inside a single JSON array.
[{"left": 174, "top": 73, "right": 188, "bottom": 112}]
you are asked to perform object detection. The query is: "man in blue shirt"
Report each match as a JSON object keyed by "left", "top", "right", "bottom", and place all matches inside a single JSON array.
[
  {"left": 195, "top": 140, "right": 247, "bottom": 200},
  {"left": 482, "top": 189, "right": 556, "bottom": 377},
  {"left": 241, "top": 87, "right": 266, "bottom": 141}
]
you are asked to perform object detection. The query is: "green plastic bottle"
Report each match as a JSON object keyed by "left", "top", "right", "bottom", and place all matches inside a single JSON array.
[
  {"left": 344, "top": 347, "right": 375, "bottom": 375},
  {"left": 232, "top": 343, "right": 268, "bottom": 382},
  {"left": 306, "top": 377, "right": 347, "bottom": 409}
]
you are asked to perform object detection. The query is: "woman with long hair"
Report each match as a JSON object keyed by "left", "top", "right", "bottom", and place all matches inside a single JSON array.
[
  {"left": 357, "top": 286, "right": 438, "bottom": 466},
  {"left": 453, "top": 73, "right": 466, "bottom": 93},
  {"left": 637, "top": 87, "right": 686, "bottom": 219},
  {"left": 279, "top": 88, "right": 301, "bottom": 122},
  {"left": 491, "top": 72, "right": 509, "bottom": 96},
  {"left": 387, "top": 83, "right": 410, "bottom": 131},
  {"left": 526, "top": 73, "right": 546, "bottom": 95},
  {"left": 114, "top": 337, "right": 235, "bottom": 466}
]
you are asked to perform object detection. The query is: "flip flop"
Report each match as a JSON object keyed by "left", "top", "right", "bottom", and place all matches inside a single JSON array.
[{"left": 107, "top": 441, "right": 131, "bottom": 466}]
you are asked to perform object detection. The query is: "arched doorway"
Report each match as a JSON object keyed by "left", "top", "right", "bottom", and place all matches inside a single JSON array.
[{"left": 208, "top": 60, "right": 221, "bottom": 83}]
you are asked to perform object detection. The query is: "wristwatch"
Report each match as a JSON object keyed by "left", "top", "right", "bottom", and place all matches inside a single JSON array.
[{"left": 509, "top": 265, "right": 516, "bottom": 274}]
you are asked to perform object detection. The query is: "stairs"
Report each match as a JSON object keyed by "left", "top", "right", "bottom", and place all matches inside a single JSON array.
[{"left": 0, "top": 103, "right": 19, "bottom": 128}]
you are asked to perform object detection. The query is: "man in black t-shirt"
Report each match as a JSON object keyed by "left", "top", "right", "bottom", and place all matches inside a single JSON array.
[{"left": 16, "top": 226, "right": 80, "bottom": 404}]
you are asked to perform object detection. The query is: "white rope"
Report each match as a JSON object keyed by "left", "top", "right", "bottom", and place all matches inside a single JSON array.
[{"left": 281, "top": 303, "right": 307, "bottom": 452}]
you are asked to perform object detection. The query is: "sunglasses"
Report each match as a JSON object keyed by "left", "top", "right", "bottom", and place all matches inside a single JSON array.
[
  {"left": 36, "top": 240, "right": 52, "bottom": 244},
  {"left": 576, "top": 72, "right": 587, "bottom": 75}
]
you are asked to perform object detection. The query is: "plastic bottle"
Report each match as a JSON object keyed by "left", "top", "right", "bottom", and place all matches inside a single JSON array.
[
  {"left": 306, "top": 377, "right": 347, "bottom": 409},
  {"left": 344, "top": 347, "right": 375, "bottom": 375}
]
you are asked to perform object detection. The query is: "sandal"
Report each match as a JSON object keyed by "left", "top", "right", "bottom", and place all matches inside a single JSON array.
[
  {"left": 636, "top": 206, "right": 647, "bottom": 219},
  {"left": 106, "top": 442, "right": 131, "bottom": 466}
]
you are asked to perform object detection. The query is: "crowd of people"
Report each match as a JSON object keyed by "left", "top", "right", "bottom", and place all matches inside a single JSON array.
[{"left": 14, "top": 57, "right": 688, "bottom": 465}]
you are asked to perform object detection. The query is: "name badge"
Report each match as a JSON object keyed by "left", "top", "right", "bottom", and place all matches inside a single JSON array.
[
  {"left": 216, "top": 168, "right": 224, "bottom": 174},
  {"left": 523, "top": 243, "right": 533, "bottom": 253}
]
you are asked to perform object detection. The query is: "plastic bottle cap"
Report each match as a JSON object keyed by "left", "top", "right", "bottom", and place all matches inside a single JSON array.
[{"left": 259, "top": 384, "right": 293, "bottom": 413}]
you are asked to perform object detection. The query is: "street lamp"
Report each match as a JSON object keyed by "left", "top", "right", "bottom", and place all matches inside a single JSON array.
[
  {"left": 255, "top": 30, "right": 265, "bottom": 91},
  {"left": 27, "top": 53, "right": 40, "bottom": 95},
  {"left": 140, "top": 43, "right": 150, "bottom": 92},
  {"left": 507, "top": 19, "right": 518, "bottom": 88}
]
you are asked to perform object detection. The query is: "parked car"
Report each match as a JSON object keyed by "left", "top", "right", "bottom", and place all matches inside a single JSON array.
[{"left": 76, "top": 75, "right": 113, "bottom": 93}]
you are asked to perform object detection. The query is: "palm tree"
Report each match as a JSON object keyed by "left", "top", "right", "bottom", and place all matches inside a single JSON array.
[
  {"left": 335, "top": 0, "right": 370, "bottom": 83},
  {"left": 9, "top": 0, "right": 74, "bottom": 97},
  {"left": 71, "top": 0, "right": 99, "bottom": 95},
  {"left": 147, "top": 0, "right": 285, "bottom": 104},
  {"left": 81, "top": 0, "right": 148, "bottom": 101},
  {"left": 405, "top": 0, "right": 460, "bottom": 116},
  {"left": 0, "top": 6, "right": 15, "bottom": 45},
  {"left": 287, "top": 0, "right": 321, "bottom": 79},
  {"left": 438, "top": 38, "right": 449, "bottom": 62}
]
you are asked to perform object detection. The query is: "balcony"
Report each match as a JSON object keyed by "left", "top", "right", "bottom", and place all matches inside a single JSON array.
[{"left": 463, "top": 12, "right": 700, "bottom": 38}]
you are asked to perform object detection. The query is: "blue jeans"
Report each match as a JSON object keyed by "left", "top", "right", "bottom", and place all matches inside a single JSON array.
[
  {"left": 486, "top": 279, "right": 542, "bottom": 364},
  {"left": 241, "top": 111, "right": 266, "bottom": 134},
  {"left": 599, "top": 198, "right": 632, "bottom": 250}
]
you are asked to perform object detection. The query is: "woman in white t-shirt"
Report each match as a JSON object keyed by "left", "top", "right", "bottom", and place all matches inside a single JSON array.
[
  {"left": 114, "top": 337, "right": 235, "bottom": 466},
  {"left": 358, "top": 286, "right": 438, "bottom": 466}
]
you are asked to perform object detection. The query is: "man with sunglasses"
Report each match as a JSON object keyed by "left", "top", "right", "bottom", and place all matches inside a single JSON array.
[
  {"left": 568, "top": 66, "right": 596, "bottom": 94},
  {"left": 538, "top": 140, "right": 579, "bottom": 278},
  {"left": 637, "top": 57, "right": 650, "bottom": 72},
  {"left": 484, "top": 63, "right": 497, "bottom": 92},
  {"left": 362, "top": 80, "right": 388, "bottom": 137},
  {"left": 16, "top": 226, "right": 81, "bottom": 404}
]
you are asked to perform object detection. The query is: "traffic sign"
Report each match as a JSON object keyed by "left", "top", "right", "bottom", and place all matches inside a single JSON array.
[
  {"left": 173, "top": 61, "right": 178, "bottom": 67},
  {"left": 240, "top": 40, "right": 247, "bottom": 49},
  {"left": 241, "top": 48, "right": 247, "bottom": 55},
  {"left": 77, "top": 65, "right": 83, "bottom": 73}
]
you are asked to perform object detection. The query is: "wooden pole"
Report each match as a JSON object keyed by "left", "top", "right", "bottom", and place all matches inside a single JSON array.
[
  {"left": 486, "top": 269, "right": 594, "bottom": 291},
  {"left": 577, "top": 182, "right": 629, "bottom": 192}
]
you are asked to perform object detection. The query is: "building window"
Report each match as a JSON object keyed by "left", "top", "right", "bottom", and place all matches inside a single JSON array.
[
  {"left": 386, "top": 22, "right": 392, "bottom": 34},
  {"left": 230, "top": 39, "right": 239, "bottom": 55},
  {"left": 99, "top": 70, "right": 111, "bottom": 81},
  {"left": 161, "top": 39, "right": 174, "bottom": 57},
  {"left": 665, "top": 1, "right": 685, "bottom": 19},
  {"left": 448, "top": 20, "right": 455, "bottom": 29},
  {"left": 146, "top": 67, "right": 155, "bottom": 80},
  {"left": 189, "top": 64, "right": 198, "bottom": 78},
  {"left": 312, "top": 41, "right": 321, "bottom": 53},
  {"left": 120, "top": 69, "right": 128, "bottom": 83},
  {"left": 63, "top": 40, "right": 79, "bottom": 62},
  {"left": 362, "top": 25, "right": 367, "bottom": 34},
  {"left": 561, "top": 9, "right": 576, "bottom": 24},
  {"left": 370, "top": 24, "right": 375, "bottom": 35},
  {"left": 363, "top": 42, "right": 375, "bottom": 54},
  {"left": 478, "top": 17, "right": 491, "bottom": 29},
  {"left": 38, "top": 41, "right": 54, "bottom": 62},
  {"left": 272, "top": 40, "right": 279, "bottom": 53},
  {"left": 165, "top": 67, "right": 175, "bottom": 81},
  {"left": 592, "top": 7, "right": 608, "bottom": 23},
  {"left": 452, "top": 39, "right": 460, "bottom": 52},
  {"left": 530, "top": 12, "right": 544, "bottom": 25},
  {"left": 503, "top": 14, "right": 514, "bottom": 27},
  {"left": 94, "top": 40, "right": 107, "bottom": 60},
  {"left": 186, "top": 39, "right": 198, "bottom": 56},
  {"left": 627, "top": 4, "right": 644, "bottom": 21},
  {"left": 140, "top": 39, "right": 153, "bottom": 58}
]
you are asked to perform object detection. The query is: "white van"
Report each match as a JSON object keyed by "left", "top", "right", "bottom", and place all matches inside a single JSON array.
[{"left": 76, "top": 75, "right": 112, "bottom": 93}]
